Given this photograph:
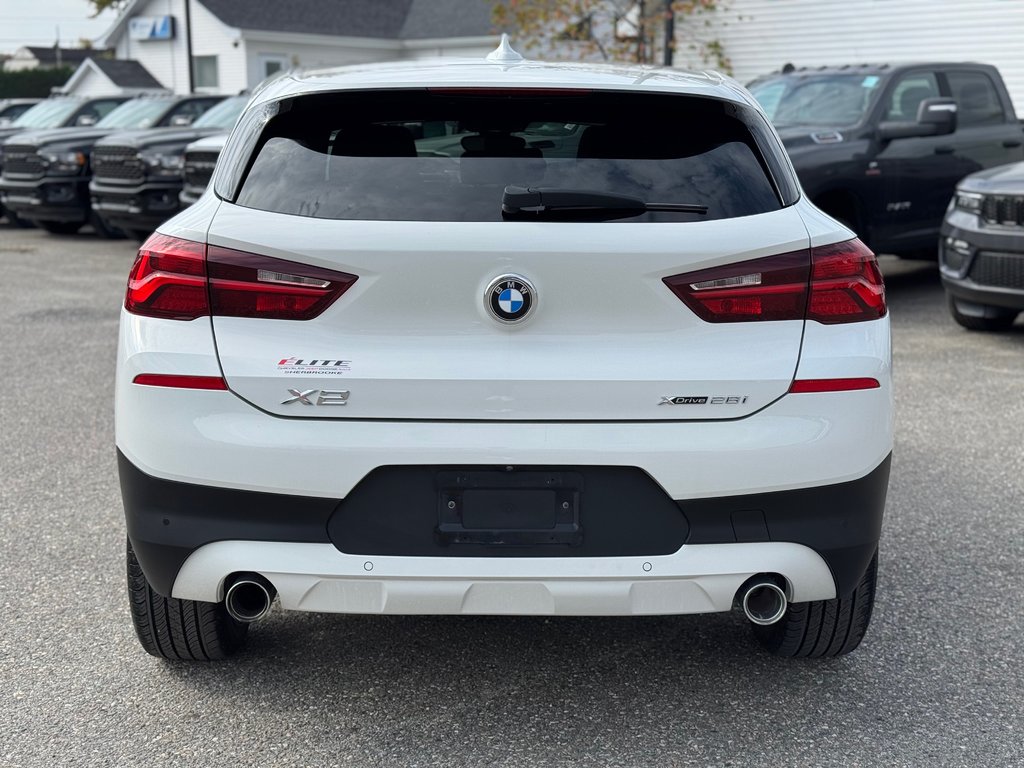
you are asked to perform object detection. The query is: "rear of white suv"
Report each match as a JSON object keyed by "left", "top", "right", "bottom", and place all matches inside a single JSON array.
[{"left": 116, "top": 51, "right": 892, "bottom": 661}]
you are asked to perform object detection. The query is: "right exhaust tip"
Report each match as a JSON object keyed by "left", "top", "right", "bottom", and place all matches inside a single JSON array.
[
  {"left": 741, "top": 580, "right": 788, "bottom": 626},
  {"left": 224, "top": 575, "right": 275, "bottom": 623}
]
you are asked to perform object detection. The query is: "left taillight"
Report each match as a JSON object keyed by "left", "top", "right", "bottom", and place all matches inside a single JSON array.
[
  {"left": 125, "top": 233, "right": 208, "bottom": 320},
  {"left": 125, "top": 234, "right": 358, "bottom": 321}
]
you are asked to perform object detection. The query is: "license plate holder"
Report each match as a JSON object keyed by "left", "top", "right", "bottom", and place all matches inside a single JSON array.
[{"left": 437, "top": 469, "right": 583, "bottom": 546}]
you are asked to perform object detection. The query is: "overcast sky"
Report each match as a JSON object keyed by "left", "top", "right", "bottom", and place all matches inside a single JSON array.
[{"left": 1, "top": 0, "right": 118, "bottom": 53}]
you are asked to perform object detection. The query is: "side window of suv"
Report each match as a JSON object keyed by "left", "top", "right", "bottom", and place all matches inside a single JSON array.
[
  {"left": 884, "top": 73, "right": 940, "bottom": 121},
  {"left": 947, "top": 71, "right": 1005, "bottom": 127}
]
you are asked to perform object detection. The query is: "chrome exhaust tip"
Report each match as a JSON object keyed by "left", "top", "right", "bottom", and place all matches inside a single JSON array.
[
  {"left": 224, "top": 575, "right": 275, "bottom": 623},
  {"left": 741, "top": 580, "right": 788, "bottom": 626}
]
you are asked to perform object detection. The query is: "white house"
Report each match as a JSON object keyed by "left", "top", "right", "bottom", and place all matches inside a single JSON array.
[
  {"left": 92, "top": 0, "right": 498, "bottom": 96},
  {"left": 58, "top": 57, "right": 166, "bottom": 97}
]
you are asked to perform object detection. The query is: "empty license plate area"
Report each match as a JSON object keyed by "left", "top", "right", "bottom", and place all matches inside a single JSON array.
[{"left": 437, "top": 470, "right": 583, "bottom": 546}]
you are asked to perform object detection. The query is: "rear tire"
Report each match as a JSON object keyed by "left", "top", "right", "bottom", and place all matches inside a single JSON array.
[
  {"left": 947, "top": 294, "right": 1017, "bottom": 332},
  {"left": 752, "top": 550, "right": 877, "bottom": 658},
  {"left": 127, "top": 538, "right": 249, "bottom": 660},
  {"left": 39, "top": 220, "right": 83, "bottom": 235}
]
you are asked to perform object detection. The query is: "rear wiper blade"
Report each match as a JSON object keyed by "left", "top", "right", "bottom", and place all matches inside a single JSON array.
[{"left": 501, "top": 186, "right": 708, "bottom": 221}]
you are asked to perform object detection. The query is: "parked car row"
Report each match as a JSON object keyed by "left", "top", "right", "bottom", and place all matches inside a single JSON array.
[
  {"left": 749, "top": 61, "right": 1024, "bottom": 330},
  {"left": 0, "top": 93, "right": 246, "bottom": 237}
]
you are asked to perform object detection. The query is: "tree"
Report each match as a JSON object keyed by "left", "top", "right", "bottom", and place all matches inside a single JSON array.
[
  {"left": 86, "top": 0, "right": 130, "bottom": 15},
  {"left": 493, "top": 0, "right": 731, "bottom": 73}
]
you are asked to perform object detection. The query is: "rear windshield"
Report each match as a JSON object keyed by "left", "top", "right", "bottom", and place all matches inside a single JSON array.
[{"left": 234, "top": 90, "right": 785, "bottom": 223}]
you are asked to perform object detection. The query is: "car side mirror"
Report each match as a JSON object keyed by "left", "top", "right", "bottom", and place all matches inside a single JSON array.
[
  {"left": 170, "top": 114, "right": 194, "bottom": 127},
  {"left": 878, "top": 97, "right": 958, "bottom": 141},
  {"left": 75, "top": 114, "right": 97, "bottom": 127},
  {"left": 916, "top": 97, "right": 957, "bottom": 135}
]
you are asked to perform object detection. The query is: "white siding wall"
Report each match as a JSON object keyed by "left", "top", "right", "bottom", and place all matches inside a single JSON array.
[
  {"left": 113, "top": 0, "right": 240, "bottom": 94},
  {"left": 401, "top": 39, "right": 497, "bottom": 61},
  {"left": 712, "top": 0, "right": 1024, "bottom": 112},
  {"left": 189, "top": 0, "right": 246, "bottom": 94},
  {"left": 66, "top": 67, "right": 117, "bottom": 97},
  {"left": 243, "top": 35, "right": 399, "bottom": 86}
]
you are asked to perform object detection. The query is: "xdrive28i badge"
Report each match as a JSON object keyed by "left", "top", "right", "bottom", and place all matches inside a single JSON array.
[{"left": 485, "top": 274, "right": 537, "bottom": 324}]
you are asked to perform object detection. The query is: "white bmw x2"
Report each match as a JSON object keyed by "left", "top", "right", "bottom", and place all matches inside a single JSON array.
[{"left": 116, "top": 40, "right": 892, "bottom": 661}]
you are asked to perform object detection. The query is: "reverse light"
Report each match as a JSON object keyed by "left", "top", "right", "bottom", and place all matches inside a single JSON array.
[
  {"left": 663, "top": 238, "right": 885, "bottom": 324},
  {"left": 125, "top": 234, "right": 358, "bottom": 321}
]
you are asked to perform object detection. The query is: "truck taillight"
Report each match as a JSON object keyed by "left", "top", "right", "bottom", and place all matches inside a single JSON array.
[
  {"left": 662, "top": 238, "right": 885, "bottom": 324},
  {"left": 125, "top": 234, "right": 357, "bottom": 321}
]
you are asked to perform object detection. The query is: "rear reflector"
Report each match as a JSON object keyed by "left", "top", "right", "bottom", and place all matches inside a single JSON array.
[
  {"left": 789, "top": 378, "right": 880, "bottom": 393},
  {"left": 663, "top": 238, "right": 885, "bottom": 324},
  {"left": 125, "top": 234, "right": 358, "bottom": 321},
  {"left": 132, "top": 374, "right": 228, "bottom": 390}
]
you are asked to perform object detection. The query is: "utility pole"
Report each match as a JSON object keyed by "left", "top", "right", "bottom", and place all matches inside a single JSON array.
[
  {"left": 663, "top": 0, "right": 675, "bottom": 66},
  {"left": 184, "top": 0, "right": 195, "bottom": 93}
]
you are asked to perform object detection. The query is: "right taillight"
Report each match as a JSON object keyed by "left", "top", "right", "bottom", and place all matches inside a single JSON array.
[
  {"left": 663, "top": 238, "right": 885, "bottom": 324},
  {"left": 125, "top": 234, "right": 357, "bottom": 321},
  {"left": 806, "top": 239, "right": 886, "bottom": 323}
]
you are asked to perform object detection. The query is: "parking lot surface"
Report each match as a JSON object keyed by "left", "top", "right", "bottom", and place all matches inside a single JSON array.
[{"left": 1, "top": 225, "right": 1022, "bottom": 767}]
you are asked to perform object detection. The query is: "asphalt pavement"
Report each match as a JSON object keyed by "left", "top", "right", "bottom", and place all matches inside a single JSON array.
[{"left": 1, "top": 224, "right": 1022, "bottom": 767}]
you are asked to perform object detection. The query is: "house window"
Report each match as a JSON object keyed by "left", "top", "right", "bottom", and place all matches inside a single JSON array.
[
  {"left": 193, "top": 55, "right": 218, "bottom": 89},
  {"left": 259, "top": 54, "right": 290, "bottom": 80}
]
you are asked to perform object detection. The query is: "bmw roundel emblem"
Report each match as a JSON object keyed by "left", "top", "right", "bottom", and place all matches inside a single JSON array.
[{"left": 485, "top": 274, "right": 537, "bottom": 324}]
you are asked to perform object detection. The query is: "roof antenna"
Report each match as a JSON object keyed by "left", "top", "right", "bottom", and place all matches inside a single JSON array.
[{"left": 486, "top": 33, "right": 524, "bottom": 63}]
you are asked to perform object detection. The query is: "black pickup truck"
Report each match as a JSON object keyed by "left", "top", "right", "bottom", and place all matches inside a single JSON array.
[
  {"left": 749, "top": 63, "right": 1024, "bottom": 258},
  {"left": 0, "top": 94, "right": 223, "bottom": 235},
  {"left": 90, "top": 94, "right": 248, "bottom": 239}
]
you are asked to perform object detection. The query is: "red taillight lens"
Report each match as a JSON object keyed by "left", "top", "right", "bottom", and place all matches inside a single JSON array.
[
  {"left": 789, "top": 377, "right": 880, "bottom": 393},
  {"left": 662, "top": 250, "right": 810, "bottom": 323},
  {"left": 132, "top": 374, "right": 228, "bottom": 390},
  {"left": 125, "top": 235, "right": 358, "bottom": 321},
  {"left": 807, "top": 239, "right": 886, "bottom": 323},
  {"left": 207, "top": 245, "right": 357, "bottom": 321},
  {"left": 662, "top": 238, "right": 885, "bottom": 324},
  {"left": 125, "top": 233, "right": 208, "bottom": 320}
]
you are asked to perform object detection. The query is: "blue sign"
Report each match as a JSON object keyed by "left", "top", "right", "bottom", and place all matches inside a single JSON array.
[{"left": 129, "top": 16, "right": 175, "bottom": 41}]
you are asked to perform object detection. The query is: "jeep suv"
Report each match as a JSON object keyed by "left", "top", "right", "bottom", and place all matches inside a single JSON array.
[{"left": 117, "top": 41, "right": 892, "bottom": 661}]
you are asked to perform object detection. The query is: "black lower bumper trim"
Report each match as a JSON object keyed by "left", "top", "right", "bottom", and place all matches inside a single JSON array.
[
  {"left": 118, "top": 451, "right": 337, "bottom": 596},
  {"left": 680, "top": 454, "right": 891, "bottom": 597},
  {"left": 119, "top": 452, "right": 890, "bottom": 601}
]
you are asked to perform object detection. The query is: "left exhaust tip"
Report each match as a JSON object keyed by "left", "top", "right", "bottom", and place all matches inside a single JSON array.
[{"left": 224, "top": 574, "right": 275, "bottom": 623}]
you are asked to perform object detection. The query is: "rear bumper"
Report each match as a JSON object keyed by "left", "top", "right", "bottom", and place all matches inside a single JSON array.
[
  {"left": 121, "top": 450, "right": 889, "bottom": 608},
  {"left": 90, "top": 179, "right": 181, "bottom": 231},
  {"left": 0, "top": 176, "right": 90, "bottom": 222}
]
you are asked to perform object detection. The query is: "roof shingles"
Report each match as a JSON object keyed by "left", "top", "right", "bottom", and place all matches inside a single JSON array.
[{"left": 199, "top": 0, "right": 494, "bottom": 39}]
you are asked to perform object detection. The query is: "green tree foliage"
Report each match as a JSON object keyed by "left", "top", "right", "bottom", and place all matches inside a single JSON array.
[
  {"left": 494, "top": 0, "right": 731, "bottom": 72},
  {"left": 0, "top": 67, "right": 75, "bottom": 98},
  {"left": 86, "top": 0, "right": 129, "bottom": 15}
]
